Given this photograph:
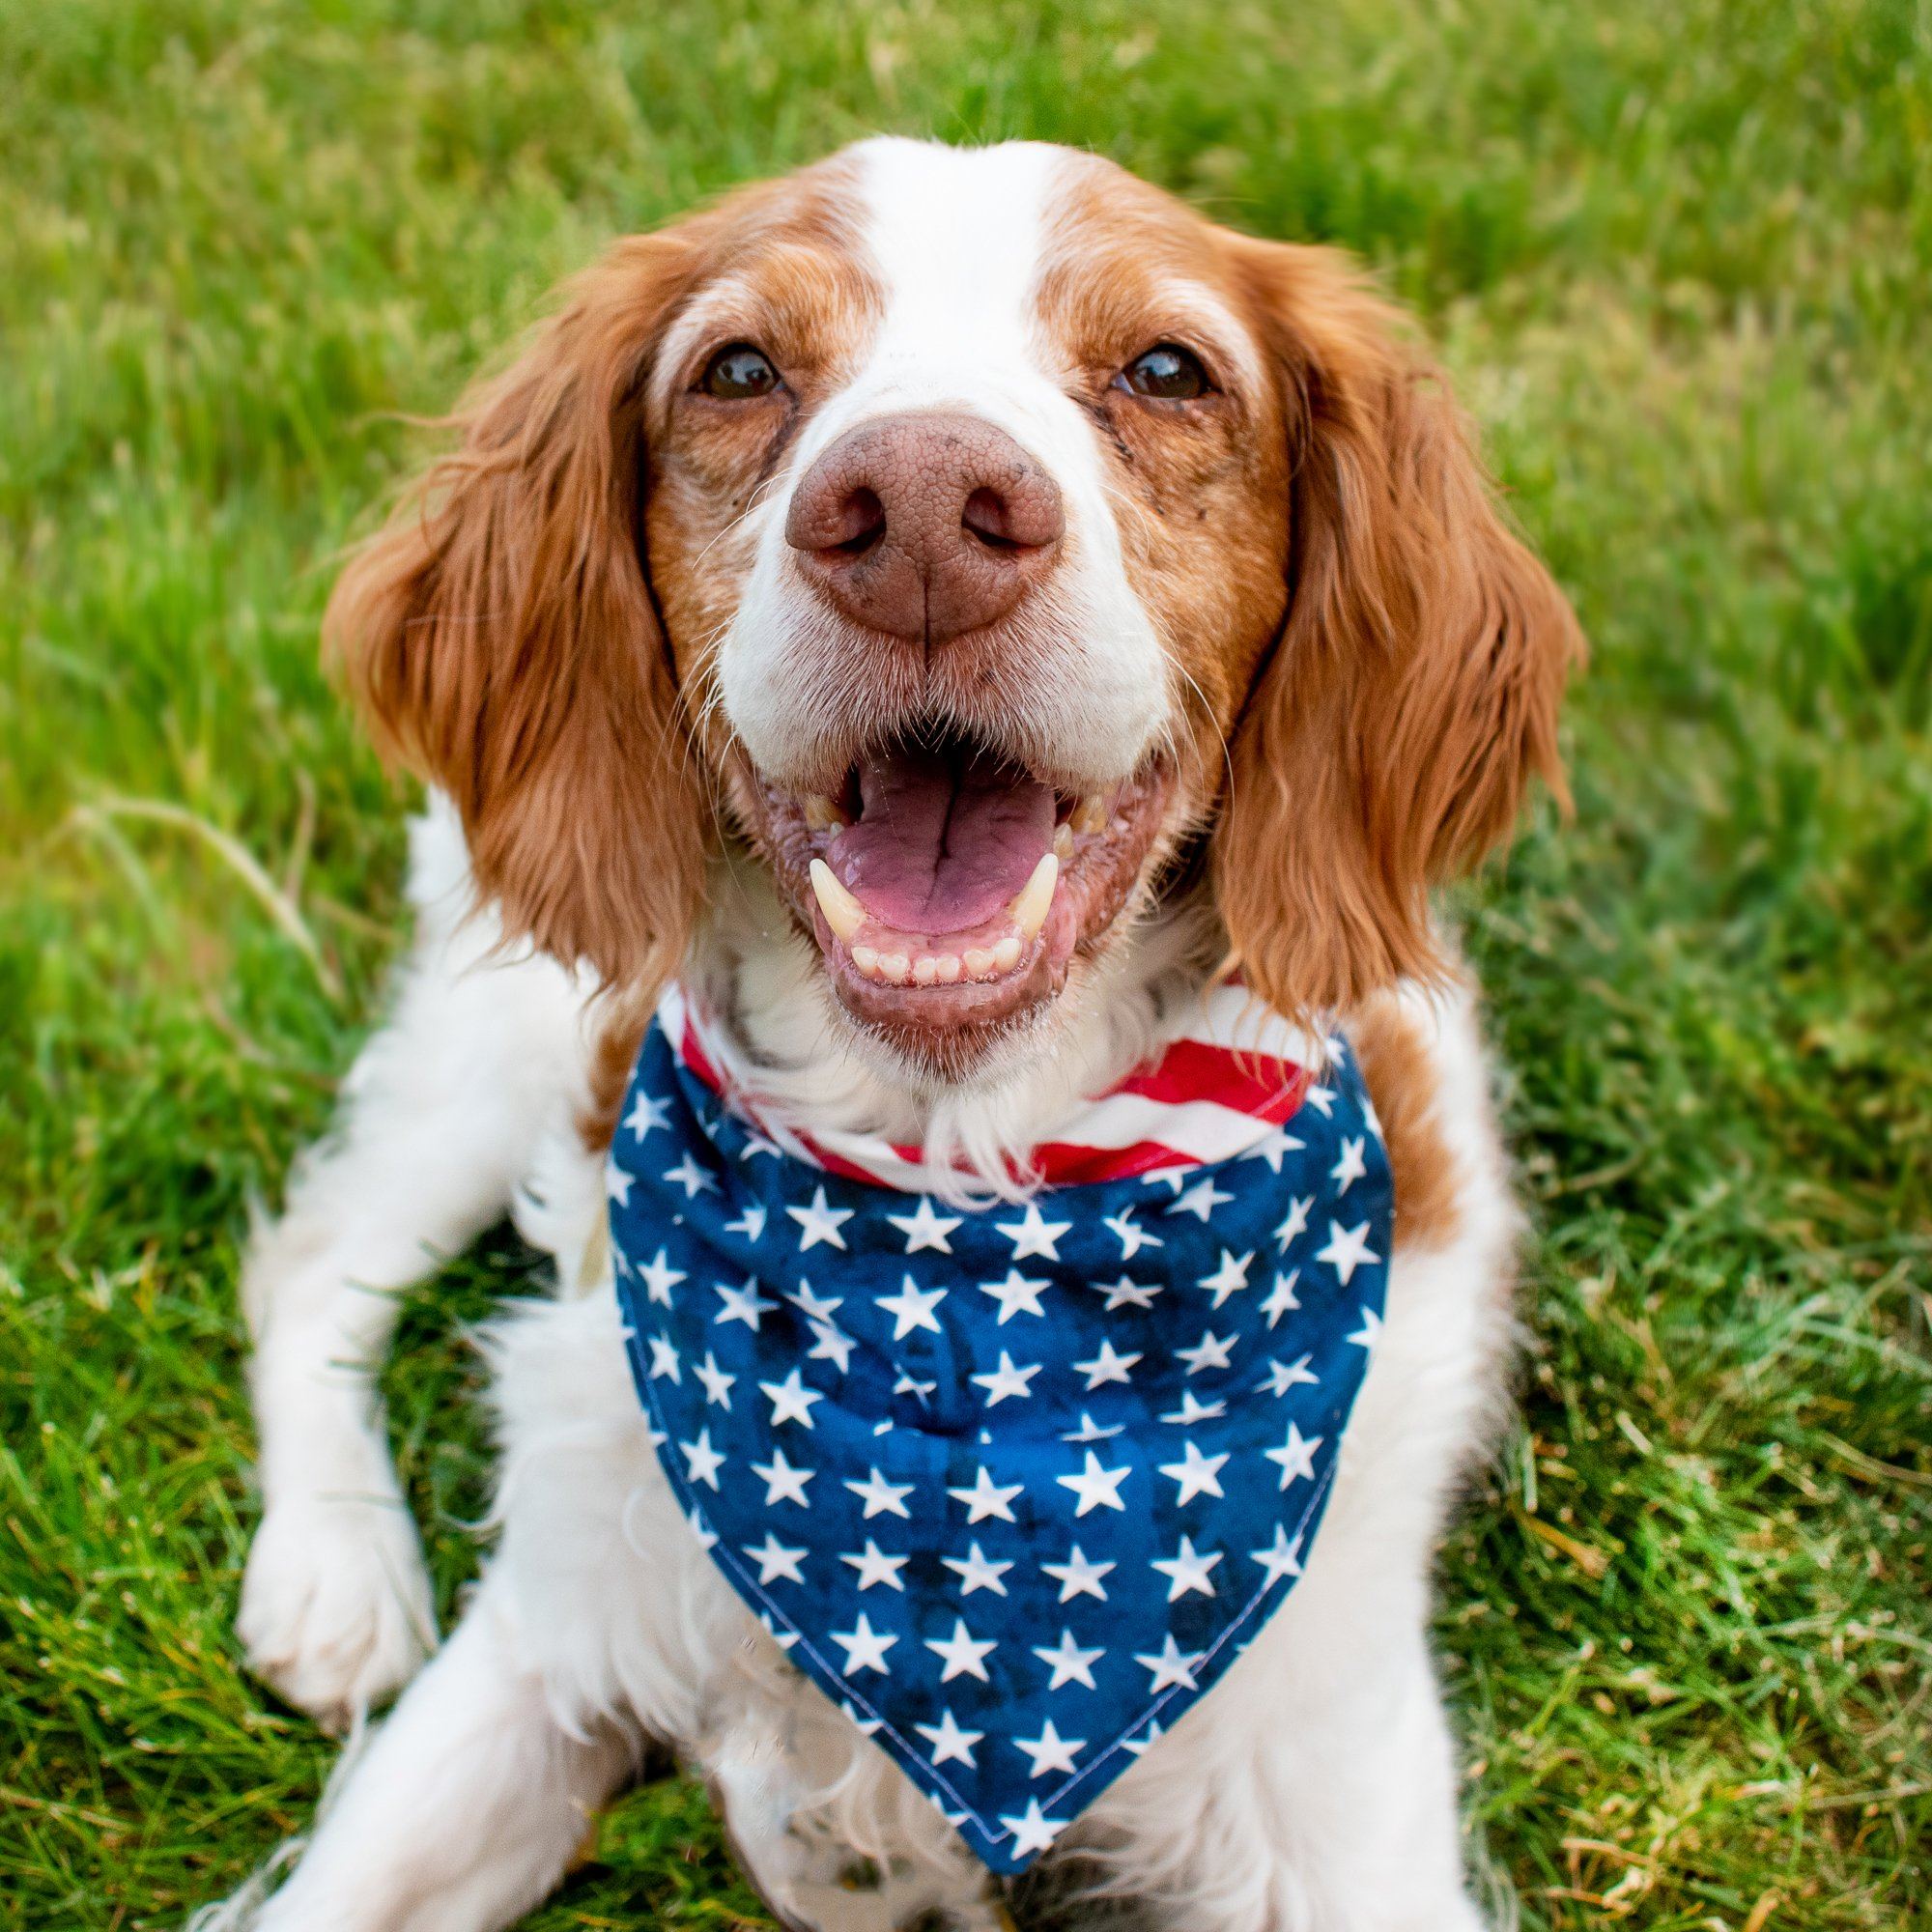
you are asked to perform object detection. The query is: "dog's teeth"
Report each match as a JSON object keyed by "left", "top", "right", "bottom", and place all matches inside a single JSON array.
[
  {"left": 809, "top": 859, "right": 865, "bottom": 941},
  {"left": 1008, "top": 852, "right": 1058, "bottom": 942},
  {"left": 803, "top": 793, "right": 849, "bottom": 832},
  {"left": 991, "top": 934, "right": 1022, "bottom": 973},
  {"left": 935, "top": 952, "right": 962, "bottom": 983},
  {"left": 1053, "top": 822, "right": 1074, "bottom": 863},
  {"left": 963, "top": 947, "right": 996, "bottom": 979},
  {"left": 912, "top": 955, "right": 939, "bottom": 986},
  {"left": 1071, "top": 792, "right": 1110, "bottom": 836},
  {"left": 851, "top": 944, "right": 880, "bottom": 978},
  {"left": 877, "top": 951, "right": 911, "bottom": 984}
]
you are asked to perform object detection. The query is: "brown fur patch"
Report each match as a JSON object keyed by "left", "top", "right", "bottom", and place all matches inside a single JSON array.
[{"left": 1350, "top": 994, "right": 1463, "bottom": 1252}]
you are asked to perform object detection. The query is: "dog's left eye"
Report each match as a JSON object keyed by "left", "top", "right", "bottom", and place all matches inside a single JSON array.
[
  {"left": 700, "top": 344, "right": 781, "bottom": 399},
  {"left": 1117, "top": 343, "right": 1211, "bottom": 401}
]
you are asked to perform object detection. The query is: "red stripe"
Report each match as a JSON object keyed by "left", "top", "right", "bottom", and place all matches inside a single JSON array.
[
  {"left": 1115, "top": 1038, "right": 1309, "bottom": 1122},
  {"left": 1031, "top": 1136, "right": 1196, "bottom": 1185},
  {"left": 678, "top": 1023, "right": 727, "bottom": 1100},
  {"left": 792, "top": 1132, "right": 893, "bottom": 1187}
]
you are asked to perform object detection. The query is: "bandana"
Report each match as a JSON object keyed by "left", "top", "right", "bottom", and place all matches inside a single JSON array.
[{"left": 608, "top": 983, "right": 1392, "bottom": 1874}]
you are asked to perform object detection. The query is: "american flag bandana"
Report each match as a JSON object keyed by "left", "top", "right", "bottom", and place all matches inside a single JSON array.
[{"left": 608, "top": 982, "right": 1392, "bottom": 1874}]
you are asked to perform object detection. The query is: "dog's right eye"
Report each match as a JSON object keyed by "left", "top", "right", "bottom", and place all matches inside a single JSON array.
[{"left": 700, "top": 344, "right": 781, "bottom": 399}]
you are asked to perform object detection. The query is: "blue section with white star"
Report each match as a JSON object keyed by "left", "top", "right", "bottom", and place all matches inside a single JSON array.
[{"left": 608, "top": 1023, "right": 1392, "bottom": 1874}]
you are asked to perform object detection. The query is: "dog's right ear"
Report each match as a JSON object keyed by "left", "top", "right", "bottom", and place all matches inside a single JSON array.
[{"left": 325, "top": 233, "right": 711, "bottom": 990}]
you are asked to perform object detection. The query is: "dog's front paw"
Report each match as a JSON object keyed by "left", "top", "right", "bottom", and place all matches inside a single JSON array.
[{"left": 238, "top": 1489, "right": 436, "bottom": 1730}]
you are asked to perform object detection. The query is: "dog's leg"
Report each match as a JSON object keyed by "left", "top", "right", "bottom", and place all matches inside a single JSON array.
[
  {"left": 227, "top": 1570, "right": 639, "bottom": 1932},
  {"left": 239, "top": 800, "right": 591, "bottom": 1727}
]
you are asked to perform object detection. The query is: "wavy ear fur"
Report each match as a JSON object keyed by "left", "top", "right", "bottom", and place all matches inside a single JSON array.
[
  {"left": 324, "top": 233, "right": 710, "bottom": 989},
  {"left": 1213, "top": 242, "right": 1582, "bottom": 1016}
]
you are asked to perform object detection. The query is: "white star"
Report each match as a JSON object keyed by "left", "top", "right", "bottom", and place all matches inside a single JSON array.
[
  {"left": 1264, "top": 1421, "right": 1322, "bottom": 1490},
  {"left": 1157, "top": 1439, "right": 1230, "bottom": 1505},
  {"left": 879, "top": 1273, "right": 948, "bottom": 1340},
  {"left": 637, "top": 1249, "right": 685, "bottom": 1307},
  {"left": 662, "top": 1151, "right": 719, "bottom": 1200},
  {"left": 1135, "top": 1634, "right": 1205, "bottom": 1693},
  {"left": 693, "top": 1350, "right": 734, "bottom": 1407},
  {"left": 1032, "top": 1627, "right": 1104, "bottom": 1690},
  {"left": 1057, "top": 1449, "right": 1130, "bottom": 1517},
  {"left": 1273, "top": 1194, "right": 1315, "bottom": 1252},
  {"left": 1329, "top": 1136, "right": 1368, "bottom": 1194},
  {"left": 830, "top": 1611, "right": 897, "bottom": 1677},
  {"left": 1160, "top": 1388, "right": 1227, "bottom": 1426},
  {"left": 807, "top": 1319, "right": 855, "bottom": 1375},
  {"left": 1242, "top": 1124, "right": 1306, "bottom": 1174},
  {"left": 840, "top": 1539, "right": 909, "bottom": 1592},
  {"left": 1362, "top": 1092, "right": 1384, "bottom": 1141},
  {"left": 645, "top": 1335, "right": 681, "bottom": 1383},
  {"left": 996, "top": 1200, "right": 1072, "bottom": 1261},
  {"left": 1089, "top": 1274, "right": 1160, "bottom": 1312},
  {"left": 758, "top": 1367, "right": 824, "bottom": 1430},
  {"left": 1348, "top": 1304, "right": 1384, "bottom": 1351},
  {"left": 739, "top": 1129, "right": 781, "bottom": 1160},
  {"left": 1250, "top": 1521, "right": 1306, "bottom": 1586},
  {"left": 894, "top": 1372, "right": 937, "bottom": 1403},
  {"left": 1122, "top": 1719, "right": 1164, "bottom": 1757},
  {"left": 1196, "top": 1248, "right": 1255, "bottom": 1308},
  {"left": 723, "top": 1203, "right": 768, "bottom": 1242},
  {"left": 785, "top": 1184, "right": 853, "bottom": 1252},
  {"left": 1259, "top": 1269, "right": 1302, "bottom": 1328},
  {"left": 941, "top": 1540, "right": 1013, "bottom": 1597},
  {"left": 1176, "top": 1328, "right": 1236, "bottom": 1376},
  {"left": 678, "top": 1428, "right": 725, "bottom": 1492},
  {"left": 1151, "top": 1533, "right": 1224, "bottom": 1602},
  {"left": 714, "top": 1276, "right": 776, "bottom": 1330},
  {"left": 844, "top": 1465, "right": 915, "bottom": 1520},
  {"left": 1143, "top": 1166, "right": 1190, "bottom": 1194},
  {"left": 948, "top": 1465, "right": 1023, "bottom": 1524},
  {"left": 925, "top": 1616, "right": 997, "bottom": 1684},
  {"left": 999, "top": 1798, "right": 1067, "bottom": 1859},
  {"left": 1304, "top": 1083, "right": 1337, "bottom": 1117},
  {"left": 971, "top": 1350, "right": 1040, "bottom": 1406},
  {"left": 1103, "top": 1207, "right": 1163, "bottom": 1259},
  {"left": 886, "top": 1196, "right": 961, "bottom": 1254},
  {"left": 741, "top": 1532, "right": 808, "bottom": 1585},
  {"left": 1165, "top": 1174, "right": 1235, "bottom": 1222},
  {"left": 623, "top": 1092, "right": 670, "bottom": 1141},
  {"left": 1317, "top": 1219, "right": 1379, "bottom": 1285},
  {"left": 1013, "top": 1718, "right": 1085, "bottom": 1779},
  {"left": 978, "top": 1268, "right": 1048, "bottom": 1324},
  {"left": 750, "top": 1445, "right": 813, "bottom": 1509},
  {"left": 785, "top": 1279, "right": 842, "bottom": 1323},
  {"left": 1041, "top": 1545, "right": 1116, "bottom": 1603},
  {"left": 1060, "top": 1410, "right": 1125, "bottom": 1443},
  {"left": 1072, "top": 1338, "right": 1141, "bottom": 1389},
  {"left": 1257, "top": 1352, "right": 1319, "bottom": 1397},
  {"left": 761, "top": 1612, "right": 798, "bottom": 1651},
  {"left": 687, "top": 1508, "right": 716, "bottom": 1549},
  {"left": 605, "top": 1162, "right": 634, "bottom": 1208},
  {"left": 839, "top": 1697, "right": 880, "bottom": 1736},
  {"left": 915, "top": 1708, "right": 984, "bottom": 1769}
]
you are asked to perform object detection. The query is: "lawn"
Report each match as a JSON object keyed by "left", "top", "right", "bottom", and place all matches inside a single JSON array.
[{"left": 3, "top": 0, "right": 1930, "bottom": 1925}]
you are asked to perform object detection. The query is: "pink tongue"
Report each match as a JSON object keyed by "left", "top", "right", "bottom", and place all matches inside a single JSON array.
[{"left": 828, "top": 746, "right": 1054, "bottom": 935}]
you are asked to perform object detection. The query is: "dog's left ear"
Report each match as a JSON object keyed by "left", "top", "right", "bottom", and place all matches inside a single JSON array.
[{"left": 1211, "top": 240, "right": 1583, "bottom": 1017}]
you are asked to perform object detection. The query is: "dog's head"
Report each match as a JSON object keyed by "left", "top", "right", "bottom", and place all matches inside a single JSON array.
[{"left": 329, "top": 139, "right": 1578, "bottom": 1082}]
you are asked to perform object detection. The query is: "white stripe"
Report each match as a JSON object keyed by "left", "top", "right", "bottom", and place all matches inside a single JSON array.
[{"left": 1037, "top": 1092, "right": 1290, "bottom": 1166}]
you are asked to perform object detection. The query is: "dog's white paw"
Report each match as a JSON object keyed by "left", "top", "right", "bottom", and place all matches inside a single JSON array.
[{"left": 238, "top": 1490, "right": 436, "bottom": 1731}]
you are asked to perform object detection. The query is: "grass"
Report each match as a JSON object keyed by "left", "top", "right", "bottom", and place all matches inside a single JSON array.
[{"left": 3, "top": 0, "right": 1929, "bottom": 1924}]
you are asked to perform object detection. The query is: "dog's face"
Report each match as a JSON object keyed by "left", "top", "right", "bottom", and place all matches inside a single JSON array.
[{"left": 330, "top": 140, "right": 1577, "bottom": 1082}]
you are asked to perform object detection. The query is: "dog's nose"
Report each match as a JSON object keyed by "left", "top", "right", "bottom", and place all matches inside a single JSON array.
[{"left": 784, "top": 412, "right": 1065, "bottom": 645}]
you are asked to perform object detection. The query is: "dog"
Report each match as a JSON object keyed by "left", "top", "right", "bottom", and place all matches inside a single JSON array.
[{"left": 218, "top": 136, "right": 1580, "bottom": 1932}]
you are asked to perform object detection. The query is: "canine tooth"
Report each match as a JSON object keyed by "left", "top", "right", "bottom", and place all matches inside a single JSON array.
[
  {"left": 878, "top": 951, "right": 911, "bottom": 983},
  {"left": 913, "top": 956, "right": 939, "bottom": 985},
  {"left": 1053, "top": 822, "right": 1074, "bottom": 863},
  {"left": 809, "top": 859, "right": 865, "bottom": 941},
  {"left": 963, "top": 947, "right": 996, "bottom": 979},
  {"left": 1071, "top": 793, "right": 1109, "bottom": 836},
  {"left": 992, "top": 934, "right": 1022, "bottom": 973},
  {"left": 936, "top": 952, "right": 962, "bottom": 983},
  {"left": 852, "top": 944, "right": 880, "bottom": 978},
  {"left": 803, "top": 793, "right": 849, "bottom": 832},
  {"left": 1009, "top": 852, "right": 1059, "bottom": 942}
]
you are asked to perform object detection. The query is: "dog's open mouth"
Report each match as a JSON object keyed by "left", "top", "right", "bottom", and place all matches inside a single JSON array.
[{"left": 751, "top": 726, "right": 1173, "bottom": 1051}]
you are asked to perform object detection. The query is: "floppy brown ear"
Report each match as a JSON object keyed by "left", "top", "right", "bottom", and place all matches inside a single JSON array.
[
  {"left": 324, "top": 233, "right": 711, "bottom": 989},
  {"left": 1212, "top": 242, "right": 1583, "bottom": 1017}
]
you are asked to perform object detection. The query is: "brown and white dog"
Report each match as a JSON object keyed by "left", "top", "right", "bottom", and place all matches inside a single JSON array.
[{"left": 217, "top": 138, "right": 1579, "bottom": 1931}]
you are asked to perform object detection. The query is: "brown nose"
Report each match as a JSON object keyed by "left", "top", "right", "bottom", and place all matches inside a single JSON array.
[{"left": 784, "top": 412, "right": 1065, "bottom": 644}]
